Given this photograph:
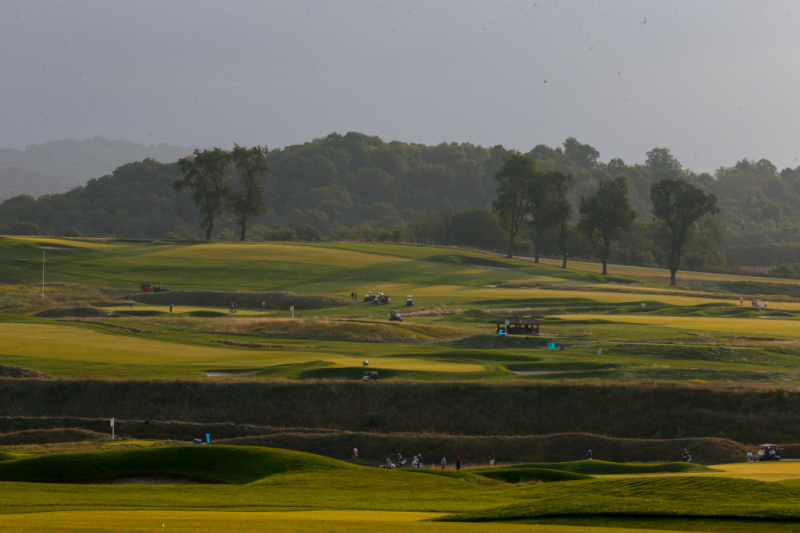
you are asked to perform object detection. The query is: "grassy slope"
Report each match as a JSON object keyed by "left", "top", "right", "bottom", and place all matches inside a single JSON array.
[
  {"left": 1, "top": 447, "right": 800, "bottom": 530},
  {"left": 0, "top": 445, "right": 354, "bottom": 484}
]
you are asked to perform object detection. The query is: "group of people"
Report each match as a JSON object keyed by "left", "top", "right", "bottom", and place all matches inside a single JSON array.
[
  {"left": 356, "top": 449, "right": 497, "bottom": 470},
  {"left": 350, "top": 292, "right": 359, "bottom": 301},
  {"left": 229, "top": 302, "right": 238, "bottom": 313}
]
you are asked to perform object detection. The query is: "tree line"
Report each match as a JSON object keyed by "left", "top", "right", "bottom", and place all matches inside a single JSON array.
[
  {"left": 492, "top": 151, "right": 719, "bottom": 285},
  {"left": 3, "top": 131, "right": 800, "bottom": 275}
]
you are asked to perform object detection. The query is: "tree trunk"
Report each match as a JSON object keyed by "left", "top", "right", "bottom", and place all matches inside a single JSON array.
[
  {"left": 205, "top": 219, "right": 214, "bottom": 241},
  {"left": 562, "top": 251, "right": 567, "bottom": 269},
  {"left": 670, "top": 269, "right": 677, "bottom": 286},
  {"left": 561, "top": 224, "right": 568, "bottom": 268},
  {"left": 602, "top": 261, "right": 608, "bottom": 275},
  {"left": 533, "top": 241, "right": 539, "bottom": 263},
  {"left": 240, "top": 224, "right": 247, "bottom": 242},
  {"left": 507, "top": 235, "right": 514, "bottom": 258}
]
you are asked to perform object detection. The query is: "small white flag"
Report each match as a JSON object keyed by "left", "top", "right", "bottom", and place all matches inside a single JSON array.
[
  {"left": 290, "top": 305, "right": 294, "bottom": 311},
  {"left": 110, "top": 418, "right": 114, "bottom": 427}
]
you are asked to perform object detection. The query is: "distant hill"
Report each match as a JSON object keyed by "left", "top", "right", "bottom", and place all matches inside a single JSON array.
[{"left": 0, "top": 137, "right": 194, "bottom": 200}]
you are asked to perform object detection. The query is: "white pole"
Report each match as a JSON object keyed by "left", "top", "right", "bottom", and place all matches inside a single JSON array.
[
  {"left": 41, "top": 250, "right": 45, "bottom": 298},
  {"left": 111, "top": 417, "right": 115, "bottom": 440}
]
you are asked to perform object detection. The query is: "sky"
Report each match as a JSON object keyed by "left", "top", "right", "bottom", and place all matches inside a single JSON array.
[{"left": 1, "top": 0, "right": 798, "bottom": 173}]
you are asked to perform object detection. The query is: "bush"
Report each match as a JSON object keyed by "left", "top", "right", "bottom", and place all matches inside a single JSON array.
[{"left": 62, "top": 227, "right": 81, "bottom": 237}]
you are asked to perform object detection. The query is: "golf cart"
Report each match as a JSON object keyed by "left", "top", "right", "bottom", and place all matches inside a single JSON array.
[
  {"left": 752, "top": 299, "right": 763, "bottom": 308},
  {"left": 363, "top": 292, "right": 376, "bottom": 302},
  {"left": 756, "top": 444, "right": 783, "bottom": 461},
  {"left": 153, "top": 285, "right": 169, "bottom": 292},
  {"left": 375, "top": 292, "right": 390, "bottom": 304},
  {"left": 389, "top": 310, "right": 402, "bottom": 322},
  {"left": 406, "top": 295, "right": 414, "bottom": 306},
  {"left": 362, "top": 371, "right": 378, "bottom": 382}
]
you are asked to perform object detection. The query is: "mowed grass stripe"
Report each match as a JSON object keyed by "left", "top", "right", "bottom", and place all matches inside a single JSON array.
[
  {"left": 0, "top": 511, "right": 613, "bottom": 533},
  {"left": 0, "top": 323, "right": 484, "bottom": 373}
]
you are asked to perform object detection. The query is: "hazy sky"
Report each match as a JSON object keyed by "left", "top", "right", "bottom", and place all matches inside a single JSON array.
[{"left": 1, "top": 0, "right": 798, "bottom": 173}]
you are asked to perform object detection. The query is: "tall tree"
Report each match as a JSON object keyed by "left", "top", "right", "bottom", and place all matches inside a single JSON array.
[
  {"left": 527, "top": 170, "right": 558, "bottom": 263},
  {"left": 578, "top": 177, "right": 636, "bottom": 275},
  {"left": 650, "top": 178, "right": 720, "bottom": 285},
  {"left": 492, "top": 151, "right": 537, "bottom": 258},
  {"left": 552, "top": 171, "right": 574, "bottom": 268},
  {"left": 175, "top": 148, "right": 232, "bottom": 240},
  {"left": 229, "top": 144, "right": 270, "bottom": 241}
]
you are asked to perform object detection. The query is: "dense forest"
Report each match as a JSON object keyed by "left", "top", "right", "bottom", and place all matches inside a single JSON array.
[{"left": 2, "top": 132, "right": 800, "bottom": 272}]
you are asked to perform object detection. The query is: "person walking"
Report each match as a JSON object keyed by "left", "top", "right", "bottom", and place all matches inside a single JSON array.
[
  {"left": 587, "top": 449, "right": 593, "bottom": 460},
  {"left": 170, "top": 303, "right": 174, "bottom": 313},
  {"left": 352, "top": 447, "right": 358, "bottom": 463},
  {"left": 740, "top": 296, "right": 744, "bottom": 306},
  {"left": 440, "top": 457, "right": 446, "bottom": 470},
  {"left": 351, "top": 291, "right": 355, "bottom": 302},
  {"left": 261, "top": 301, "right": 265, "bottom": 311},
  {"left": 130, "top": 299, "right": 133, "bottom": 309},
  {"left": 456, "top": 456, "right": 462, "bottom": 471},
  {"left": 489, "top": 452, "right": 495, "bottom": 466}
]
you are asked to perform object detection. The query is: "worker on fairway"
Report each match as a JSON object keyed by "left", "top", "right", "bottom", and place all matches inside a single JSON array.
[
  {"left": 363, "top": 359, "right": 369, "bottom": 367},
  {"left": 740, "top": 296, "right": 744, "bottom": 306},
  {"left": 440, "top": 457, "right": 447, "bottom": 470},
  {"left": 587, "top": 449, "right": 593, "bottom": 460}
]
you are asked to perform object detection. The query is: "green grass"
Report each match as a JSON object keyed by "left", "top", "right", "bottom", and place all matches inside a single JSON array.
[
  {"left": 470, "top": 460, "right": 711, "bottom": 475},
  {"left": 0, "top": 445, "right": 353, "bottom": 484},
  {"left": 460, "top": 467, "right": 591, "bottom": 484}
]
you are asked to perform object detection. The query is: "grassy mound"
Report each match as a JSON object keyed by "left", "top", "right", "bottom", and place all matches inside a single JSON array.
[
  {"left": 0, "top": 365, "right": 49, "bottom": 379},
  {"left": 0, "top": 452, "right": 15, "bottom": 462},
  {"left": 466, "top": 467, "right": 591, "bottom": 483},
  {"left": 440, "top": 477, "right": 800, "bottom": 523},
  {"left": 131, "top": 291, "right": 346, "bottom": 310},
  {"left": 34, "top": 307, "right": 107, "bottom": 318},
  {"left": 0, "top": 445, "right": 352, "bottom": 484},
  {"left": 0, "top": 428, "right": 106, "bottom": 445}
]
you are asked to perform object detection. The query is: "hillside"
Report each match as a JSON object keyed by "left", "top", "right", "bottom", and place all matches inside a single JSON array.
[
  {"left": 0, "top": 137, "right": 194, "bottom": 201},
  {"left": 2, "top": 133, "right": 800, "bottom": 270}
]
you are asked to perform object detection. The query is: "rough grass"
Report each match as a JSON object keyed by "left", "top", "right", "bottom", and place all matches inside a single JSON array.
[
  {"left": 0, "top": 428, "right": 106, "bottom": 445},
  {"left": 174, "top": 317, "right": 463, "bottom": 342},
  {"left": 131, "top": 291, "right": 347, "bottom": 310},
  {"left": 469, "top": 460, "right": 710, "bottom": 475},
  {"left": 3, "top": 380, "right": 799, "bottom": 444},
  {"left": 0, "top": 365, "right": 49, "bottom": 379}
]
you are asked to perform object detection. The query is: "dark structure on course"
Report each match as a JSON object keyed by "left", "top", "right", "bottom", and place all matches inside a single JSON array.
[{"left": 490, "top": 316, "right": 543, "bottom": 335}]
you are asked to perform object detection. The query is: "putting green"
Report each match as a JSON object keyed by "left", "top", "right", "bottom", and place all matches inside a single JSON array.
[{"left": 0, "top": 323, "right": 484, "bottom": 374}]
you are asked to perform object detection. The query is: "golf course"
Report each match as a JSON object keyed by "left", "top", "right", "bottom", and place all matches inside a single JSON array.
[{"left": 3, "top": 236, "right": 800, "bottom": 532}]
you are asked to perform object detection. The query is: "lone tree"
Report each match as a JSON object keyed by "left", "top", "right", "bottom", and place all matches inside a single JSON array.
[
  {"left": 229, "top": 144, "right": 270, "bottom": 241},
  {"left": 492, "top": 151, "right": 537, "bottom": 258},
  {"left": 175, "top": 148, "right": 233, "bottom": 240},
  {"left": 650, "top": 178, "right": 720, "bottom": 285},
  {"left": 552, "top": 171, "right": 574, "bottom": 268},
  {"left": 578, "top": 176, "right": 636, "bottom": 275}
]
